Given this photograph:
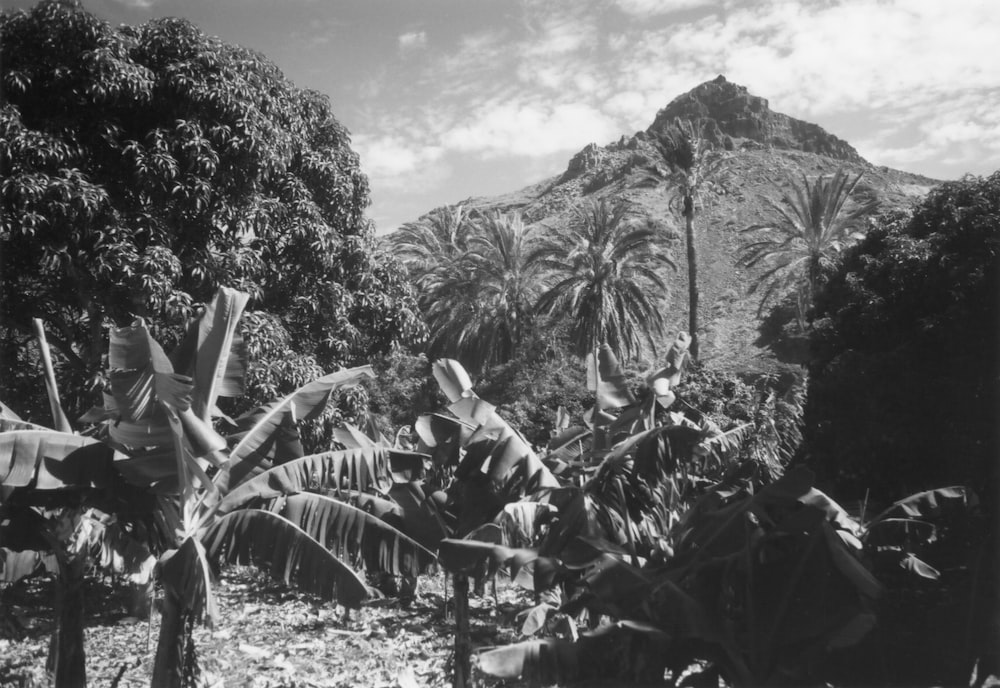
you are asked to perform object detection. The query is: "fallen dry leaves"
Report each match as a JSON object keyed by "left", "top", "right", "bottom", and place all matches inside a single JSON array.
[{"left": 1, "top": 567, "right": 532, "bottom": 688}]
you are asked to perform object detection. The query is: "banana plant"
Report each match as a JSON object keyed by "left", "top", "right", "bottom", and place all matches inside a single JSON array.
[
  {"left": 94, "top": 287, "right": 436, "bottom": 688},
  {"left": 0, "top": 420, "right": 115, "bottom": 688},
  {"left": 0, "top": 322, "right": 138, "bottom": 688}
]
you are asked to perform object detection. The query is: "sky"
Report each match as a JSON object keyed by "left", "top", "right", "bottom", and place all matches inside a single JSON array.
[{"left": 5, "top": 0, "right": 999, "bottom": 232}]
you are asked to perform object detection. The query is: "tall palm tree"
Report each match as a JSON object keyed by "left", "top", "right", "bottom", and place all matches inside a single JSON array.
[
  {"left": 535, "top": 198, "right": 674, "bottom": 375},
  {"left": 739, "top": 168, "right": 878, "bottom": 328},
  {"left": 423, "top": 211, "right": 545, "bottom": 370},
  {"left": 635, "top": 119, "right": 729, "bottom": 360}
]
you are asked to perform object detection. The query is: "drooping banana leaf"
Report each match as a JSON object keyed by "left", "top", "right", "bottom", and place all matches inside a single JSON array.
[
  {"left": 497, "top": 501, "right": 558, "bottom": 547},
  {"left": 437, "top": 536, "right": 552, "bottom": 589},
  {"left": 0, "top": 429, "right": 113, "bottom": 491},
  {"left": 331, "top": 422, "right": 376, "bottom": 449},
  {"left": 475, "top": 621, "right": 672, "bottom": 686},
  {"left": 413, "top": 412, "right": 474, "bottom": 465},
  {"left": 108, "top": 322, "right": 192, "bottom": 420},
  {"left": 201, "top": 508, "right": 370, "bottom": 609},
  {"left": 387, "top": 449, "right": 428, "bottom": 482},
  {"left": 429, "top": 359, "right": 559, "bottom": 496},
  {"left": 562, "top": 553, "right": 653, "bottom": 619},
  {"left": 216, "top": 445, "right": 392, "bottom": 514},
  {"left": 865, "top": 486, "right": 971, "bottom": 527},
  {"left": 1, "top": 548, "right": 58, "bottom": 583},
  {"left": 218, "top": 366, "right": 376, "bottom": 491},
  {"left": 258, "top": 492, "right": 436, "bottom": 577},
  {"left": 387, "top": 481, "right": 450, "bottom": 551}
]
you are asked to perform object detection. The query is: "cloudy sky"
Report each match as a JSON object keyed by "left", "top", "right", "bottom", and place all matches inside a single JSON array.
[{"left": 7, "top": 0, "right": 999, "bottom": 231}]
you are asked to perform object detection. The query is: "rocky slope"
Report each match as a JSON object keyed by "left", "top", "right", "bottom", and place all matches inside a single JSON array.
[{"left": 397, "top": 76, "right": 939, "bottom": 372}]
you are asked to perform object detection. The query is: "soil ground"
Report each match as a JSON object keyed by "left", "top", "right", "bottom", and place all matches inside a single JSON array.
[{"left": 1, "top": 567, "right": 533, "bottom": 688}]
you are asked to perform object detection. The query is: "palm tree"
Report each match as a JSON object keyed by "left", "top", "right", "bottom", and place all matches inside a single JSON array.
[
  {"left": 635, "top": 119, "right": 729, "bottom": 360},
  {"left": 442, "top": 211, "right": 545, "bottom": 369},
  {"left": 535, "top": 199, "right": 674, "bottom": 418},
  {"left": 739, "top": 168, "right": 878, "bottom": 328},
  {"left": 400, "top": 209, "right": 545, "bottom": 371},
  {"left": 393, "top": 204, "right": 471, "bottom": 277}
]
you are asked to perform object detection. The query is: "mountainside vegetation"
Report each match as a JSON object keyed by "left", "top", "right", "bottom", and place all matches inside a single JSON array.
[{"left": 402, "top": 76, "right": 938, "bottom": 374}]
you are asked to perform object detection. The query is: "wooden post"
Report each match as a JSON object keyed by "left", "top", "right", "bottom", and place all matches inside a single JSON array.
[{"left": 453, "top": 572, "right": 471, "bottom": 688}]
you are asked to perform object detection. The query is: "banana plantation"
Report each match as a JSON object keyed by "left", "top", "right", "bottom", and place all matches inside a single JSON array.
[{"left": 2, "top": 2, "right": 998, "bottom": 686}]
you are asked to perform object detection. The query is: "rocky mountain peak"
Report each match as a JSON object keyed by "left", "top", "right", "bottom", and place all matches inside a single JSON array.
[{"left": 648, "top": 75, "right": 864, "bottom": 163}]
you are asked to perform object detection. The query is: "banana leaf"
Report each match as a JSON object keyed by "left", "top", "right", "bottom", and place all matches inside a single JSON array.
[
  {"left": 586, "top": 344, "right": 635, "bottom": 411},
  {"left": 201, "top": 508, "right": 369, "bottom": 609},
  {"left": 475, "top": 621, "right": 672, "bottom": 686},
  {"left": 185, "top": 287, "right": 249, "bottom": 421},
  {"left": 387, "top": 481, "right": 450, "bottom": 551},
  {"left": 1, "top": 548, "right": 57, "bottom": 583},
  {"left": 431, "top": 359, "right": 474, "bottom": 402},
  {"left": 0, "top": 402, "right": 23, "bottom": 421},
  {"left": 0, "top": 429, "right": 113, "bottom": 491},
  {"left": 866, "top": 486, "right": 971, "bottom": 526},
  {"left": 259, "top": 492, "right": 436, "bottom": 577},
  {"left": 216, "top": 446, "right": 391, "bottom": 514},
  {"left": 219, "top": 366, "right": 375, "bottom": 491},
  {"left": 108, "top": 322, "right": 192, "bottom": 420}
]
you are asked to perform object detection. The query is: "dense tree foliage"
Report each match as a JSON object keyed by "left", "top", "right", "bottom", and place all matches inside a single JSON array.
[
  {"left": 0, "top": 0, "right": 422, "bottom": 423},
  {"left": 804, "top": 172, "right": 999, "bottom": 502}
]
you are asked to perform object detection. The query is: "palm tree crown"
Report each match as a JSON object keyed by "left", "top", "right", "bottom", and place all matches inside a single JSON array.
[
  {"left": 739, "top": 168, "right": 878, "bottom": 326},
  {"left": 393, "top": 204, "right": 471, "bottom": 291},
  {"left": 429, "top": 211, "right": 546, "bottom": 370},
  {"left": 534, "top": 199, "right": 674, "bottom": 362}
]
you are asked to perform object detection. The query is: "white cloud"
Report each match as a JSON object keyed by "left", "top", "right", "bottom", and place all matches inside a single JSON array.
[
  {"left": 359, "top": 0, "right": 999, "bottom": 223},
  {"left": 354, "top": 135, "right": 446, "bottom": 190},
  {"left": 398, "top": 30, "right": 427, "bottom": 51},
  {"left": 108, "top": 0, "right": 160, "bottom": 8},
  {"left": 613, "top": 0, "right": 718, "bottom": 17},
  {"left": 441, "top": 101, "right": 620, "bottom": 158}
]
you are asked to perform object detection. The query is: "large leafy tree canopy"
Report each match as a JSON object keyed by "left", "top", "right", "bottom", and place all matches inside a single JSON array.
[
  {"left": 1, "top": 0, "right": 423, "bottom": 420},
  {"left": 803, "top": 172, "right": 999, "bottom": 502}
]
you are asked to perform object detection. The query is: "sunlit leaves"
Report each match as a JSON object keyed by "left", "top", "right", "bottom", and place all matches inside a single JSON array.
[{"left": 1, "top": 1, "right": 421, "bottom": 426}]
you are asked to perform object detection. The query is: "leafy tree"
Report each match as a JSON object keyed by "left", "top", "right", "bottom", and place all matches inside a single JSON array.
[
  {"left": 803, "top": 173, "right": 999, "bottom": 502},
  {"left": 0, "top": 0, "right": 422, "bottom": 424},
  {"left": 637, "top": 119, "right": 729, "bottom": 360},
  {"left": 535, "top": 199, "right": 673, "bottom": 366},
  {"left": 739, "top": 168, "right": 878, "bottom": 329}
]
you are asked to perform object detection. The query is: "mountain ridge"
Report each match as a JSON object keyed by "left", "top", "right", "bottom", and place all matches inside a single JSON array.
[{"left": 393, "top": 76, "right": 939, "bottom": 372}]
